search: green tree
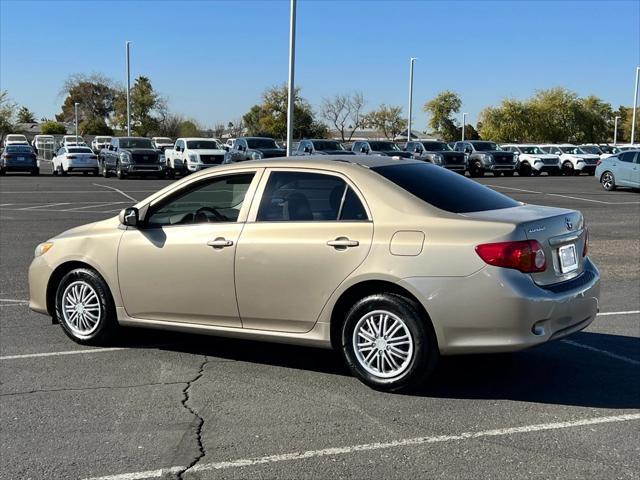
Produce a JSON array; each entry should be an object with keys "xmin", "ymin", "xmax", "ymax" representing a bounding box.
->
[
  {"xmin": 243, "ymin": 84, "xmax": 327, "ymax": 140},
  {"xmin": 455, "ymin": 123, "xmax": 481, "ymax": 141},
  {"xmin": 17, "ymin": 106, "xmax": 36, "ymax": 123},
  {"xmin": 528, "ymin": 87, "xmax": 582, "ymax": 142},
  {"xmin": 423, "ymin": 91, "xmax": 462, "ymax": 141},
  {"xmin": 40, "ymin": 121, "xmax": 68, "ymax": 135},
  {"xmin": 364, "ymin": 105, "xmax": 407, "ymax": 140},
  {"xmin": 80, "ymin": 117, "xmax": 114, "ymax": 135},
  {"xmin": 478, "ymin": 98, "xmax": 534, "ymax": 142},
  {"xmin": 113, "ymin": 76, "xmax": 164, "ymax": 136},
  {"xmin": 57, "ymin": 73, "xmax": 118, "ymax": 123},
  {"xmin": 0, "ymin": 90, "xmax": 16, "ymax": 138},
  {"xmin": 574, "ymin": 95, "xmax": 613, "ymax": 144},
  {"xmin": 179, "ymin": 120, "xmax": 200, "ymax": 137}
]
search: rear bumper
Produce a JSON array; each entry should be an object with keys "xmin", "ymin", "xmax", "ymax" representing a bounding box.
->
[
  {"xmin": 3, "ymin": 165, "xmax": 37, "ymax": 172},
  {"xmin": 400, "ymin": 258, "xmax": 600, "ymax": 355}
]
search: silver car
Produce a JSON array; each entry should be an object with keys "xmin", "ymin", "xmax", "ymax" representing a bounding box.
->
[{"xmin": 595, "ymin": 149, "xmax": 640, "ymax": 190}]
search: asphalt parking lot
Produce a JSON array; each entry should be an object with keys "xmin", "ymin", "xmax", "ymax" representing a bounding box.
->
[{"xmin": 1, "ymin": 163, "xmax": 638, "ymax": 480}]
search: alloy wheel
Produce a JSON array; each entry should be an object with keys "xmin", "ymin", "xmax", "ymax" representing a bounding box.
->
[
  {"xmin": 352, "ymin": 310, "xmax": 414, "ymax": 379},
  {"xmin": 61, "ymin": 280, "xmax": 102, "ymax": 336}
]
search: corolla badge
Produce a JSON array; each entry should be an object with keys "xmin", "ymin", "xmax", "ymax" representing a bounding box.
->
[
  {"xmin": 528, "ymin": 226, "xmax": 546, "ymax": 233},
  {"xmin": 565, "ymin": 218, "xmax": 573, "ymax": 230}
]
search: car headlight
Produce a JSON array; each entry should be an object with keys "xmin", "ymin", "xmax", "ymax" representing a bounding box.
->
[
  {"xmin": 188, "ymin": 153, "xmax": 199, "ymax": 162},
  {"xmin": 159, "ymin": 154, "xmax": 166, "ymax": 163},
  {"xmin": 434, "ymin": 154, "xmax": 443, "ymax": 164},
  {"xmin": 250, "ymin": 151, "xmax": 264, "ymax": 160},
  {"xmin": 34, "ymin": 242, "xmax": 54, "ymax": 257},
  {"xmin": 484, "ymin": 154, "xmax": 493, "ymax": 163},
  {"xmin": 120, "ymin": 153, "xmax": 131, "ymax": 164}
]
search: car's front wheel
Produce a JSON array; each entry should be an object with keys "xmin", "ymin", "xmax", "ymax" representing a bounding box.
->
[
  {"xmin": 116, "ymin": 162, "xmax": 126, "ymax": 179},
  {"xmin": 562, "ymin": 161, "xmax": 575, "ymax": 176},
  {"xmin": 601, "ymin": 171, "xmax": 616, "ymax": 191},
  {"xmin": 341, "ymin": 293, "xmax": 438, "ymax": 392},
  {"xmin": 55, "ymin": 268, "xmax": 118, "ymax": 345}
]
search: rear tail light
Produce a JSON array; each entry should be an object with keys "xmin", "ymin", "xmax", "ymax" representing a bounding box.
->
[
  {"xmin": 583, "ymin": 228, "xmax": 589, "ymax": 257},
  {"xmin": 596, "ymin": 160, "xmax": 601, "ymax": 166},
  {"xmin": 475, "ymin": 240, "xmax": 546, "ymax": 273},
  {"xmin": 67, "ymin": 155, "xmax": 77, "ymax": 159}
]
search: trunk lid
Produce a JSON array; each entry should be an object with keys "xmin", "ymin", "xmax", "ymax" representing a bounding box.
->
[{"xmin": 464, "ymin": 205, "xmax": 586, "ymax": 286}]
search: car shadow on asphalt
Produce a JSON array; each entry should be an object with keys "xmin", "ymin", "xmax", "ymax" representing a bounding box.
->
[{"xmin": 117, "ymin": 328, "xmax": 639, "ymax": 408}]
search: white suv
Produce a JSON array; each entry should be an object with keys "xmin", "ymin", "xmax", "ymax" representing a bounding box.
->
[
  {"xmin": 501, "ymin": 144, "xmax": 561, "ymax": 176},
  {"xmin": 539, "ymin": 144, "xmax": 600, "ymax": 175},
  {"xmin": 3, "ymin": 134, "xmax": 29, "ymax": 146}
]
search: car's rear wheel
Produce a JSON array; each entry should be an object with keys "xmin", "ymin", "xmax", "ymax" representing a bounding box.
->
[
  {"xmin": 31, "ymin": 168, "xmax": 39, "ymax": 176},
  {"xmin": 341, "ymin": 293, "xmax": 438, "ymax": 392},
  {"xmin": 55, "ymin": 268, "xmax": 119, "ymax": 345},
  {"xmin": 60, "ymin": 165, "xmax": 67, "ymax": 176},
  {"xmin": 519, "ymin": 162, "xmax": 532, "ymax": 176},
  {"xmin": 101, "ymin": 161, "xmax": 110, "ymax": 178},
  {"xmin": 601, "ymin": 171, "xmax": 616, "ymax": 191}
]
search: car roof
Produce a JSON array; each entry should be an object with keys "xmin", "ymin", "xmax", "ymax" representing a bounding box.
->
[
  {"xmin": 230, "ymin": 155, "xmax": 420, "ymax": 170},
  {"xmin": 182, "ymin": 137, "xmax": 218, "ymax": 141}
]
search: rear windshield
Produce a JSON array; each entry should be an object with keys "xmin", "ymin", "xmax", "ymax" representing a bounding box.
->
[
  {"xmin": 68, "ymin": 147, "xmax": 93, "ymax": 154},
  {"xmin": 6, "ymin": 146, "xmax": 33, "ymax": 153},
  {"xmin": 372, "ymin": 163, "xmax": 520, "ymax": 213}
]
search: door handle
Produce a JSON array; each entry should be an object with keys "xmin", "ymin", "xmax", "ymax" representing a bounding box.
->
[
  {"xmin": 207, "ymin": 237, "xmax": 234, "ymax": 248},
  {"xmin": 327, "ymin": 237, "xmax": 359, "ymax": 249}
]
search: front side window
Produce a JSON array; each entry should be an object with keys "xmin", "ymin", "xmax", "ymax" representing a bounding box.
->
[
  {"xmin": 619, "ymin": 152, "xmax": 636, "ymax": 163},
  {"xmin": 257, "ymin": 171, "xmax": 367, "ymax": 222},
  {"xmin": 147, "ymin": 173, "xmax": 255, "ymax": 227},
  {"xmin": 246, "ymin": 138, "xmax": 278, "ymax": 149}
]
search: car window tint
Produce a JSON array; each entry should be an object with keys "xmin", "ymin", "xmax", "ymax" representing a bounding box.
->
[
  {"xmin": 620, "ymin": 152, "xmax": 635, "ymax": 163},
  {"xmin": 372, "ymin": 163, "xmax": 520, "ymax": 213},
  {"xmin": 147, "ymin": 173, "xmax": 255, "ymax": 227},
  {"xmin": 340, "ymin": 187, "xmax": 368, "ymax": 221},
  {"xmin": 257, "ymin": 171, "xmax": 349, "ymax": 221}
]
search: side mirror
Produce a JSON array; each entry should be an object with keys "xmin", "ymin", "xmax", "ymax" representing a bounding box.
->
[
  {"xmin": 360, "ymin": 147, "xmax": 367, "ymax": 153},
  {"xmin": 303, "ymin": 146, "xmax": 311, "ymax": 153},
  {"xmin": 414, "ymin": 147, "xmax": 421, "ymax": 153},
  {"xmin": 119, "ymin": 207, "xmax": 139, "ymax": 227}
]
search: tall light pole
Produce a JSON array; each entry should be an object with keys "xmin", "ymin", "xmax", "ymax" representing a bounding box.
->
[
  {"xmin": 74, "ymin": 102, "xmax": 79, "ymax": 144},
  {"xmin": 631, "ymin": 66, "xmax": 639, "ymax": 145},
  {"xmin": 126, "ymin": 41, "xmax": 131, "ymax": 136},
  {"xmin": 613, "ymin": 116, "xmax": 621, "ymax": 145},
  {"xmin": 285, "ymin": 0, "xmax": 297, "ymax": 156},
  {"xmin": 407, "ymin": 57, "xmax": 416, "ymax": 142},
  {"xmin": 461, "ymin": 112, "xmax": 468, "ymax": 141}
]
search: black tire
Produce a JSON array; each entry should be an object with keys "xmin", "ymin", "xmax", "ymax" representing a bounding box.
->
[
  {"xmin": 601, "ymin": 171, "xmax": 616, "ymax": 191},
  {"xmin": 340, "ymin": 293, "xmax": 439, "ymax": 392},
  {"xmin": 469, "ymin": 161, "xmax": 484, "ymax": 178},
  {"xmin": 60, "ymin": 165, "xmax": 67, "ymax": 176},
  {"xmin": 102, "ymin": 161, "xmax": 110, "ymax": 178},
  {"xmin": 167, "ymin": 168, "xmax": 175, "ymax": 179},
  {"xmin": 116, "ymin": 162, "xmax": 126, "ymax": 180},
  {"xmin": 562, "ymin": 161, "xmax": 574, "ymax": 176},
  {"xmin": 93, "ymin": 168, "xmax": 99, "ymax": 176},
  {"xmin": 31, "ymin": 168, "xmax": 40, "ymax": 176},
  {"xmin": 54, "ymin": 268, "xmax": 119, "ymax": 345},
  {"xmin": 519, "ymin": 162, "xmax": 532, "ymax": 177},
  {"xmin": 52, "ymin": 168, "xmax": 58, "ymax": 176},
  {"xmin": 0, "ymin": 168, "xmax": 5, "ymax": 176}
]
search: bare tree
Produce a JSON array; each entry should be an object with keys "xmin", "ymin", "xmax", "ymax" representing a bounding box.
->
[
  {"xmin": 320, "ymin": 92, "xmax": 365, "ymax": 141},
  {"xmin": 155, "ymin": 113, "xmax": 184, "ymax": 138},
  {"xmin": 228, "ymin": 118, "xmax": 245, "ymax": 138},
  {"xmin": 212, "ymin": 123, "xmax": 225, "ymax": 139}
]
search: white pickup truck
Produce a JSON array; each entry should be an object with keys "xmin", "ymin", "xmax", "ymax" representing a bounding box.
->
[
  {"xmin": 164, "ymin": 137, "xmax": 227, "ymax": 177},
  {"xmin": 164, "ymin": 138, "xmax": 227, "ymax": 176}
]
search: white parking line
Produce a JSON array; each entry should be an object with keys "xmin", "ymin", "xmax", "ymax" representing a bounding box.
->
[
  {"xmin": 18, "ymin": 202, "xmax": 72, "ymax": 210},
  {"xmin": 93, "ymin": 184, "xmax": 138, "ymax": 202},
  {"xmin": 0, "ymin": 190, "xmax": 157, "ymax": 194},
  {"xmin": 61, "ymin": 202, "xmax": 128, "ymax": 212},
  {"xmin": 561, "ymin": 340, "xmax": 640, "ymax": 366},
  {"xmin": 486, "ymin": 184, "xmax": 640, "ymax": 205},
  {"xmin": 0, "ymin": 348, "xmax": 127, "ymax": 361},
  {"xmin": 597, "ymin": 310, "xmax": 640, "ymax": 316},
  {"xmin": 84, "ymin": 413, "xmax": 640, "ymax": 480}
]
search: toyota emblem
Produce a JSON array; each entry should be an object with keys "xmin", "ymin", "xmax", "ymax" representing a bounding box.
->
[{"xmin": 565, "ymin": 218, "xmax": 573, "ymax": 230}]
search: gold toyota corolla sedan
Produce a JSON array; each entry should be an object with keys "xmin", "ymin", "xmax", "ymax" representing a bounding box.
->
[{"xmin": 29, "ymin": 156, "xmax": 600, "ymax": 391}]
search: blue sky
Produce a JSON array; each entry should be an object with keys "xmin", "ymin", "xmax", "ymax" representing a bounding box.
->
[{"xmin": 1, "ymin": 0, "xmax": 639, "ymax": 130}]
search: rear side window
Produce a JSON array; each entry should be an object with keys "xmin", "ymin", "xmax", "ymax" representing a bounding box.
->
[
  {"xmin": 257, "ymin": 171, "xmax": 368, "ymax": 221},
  {"xmin": 372, "ymin": 163, "xmax": 520, "ymax": 213}
]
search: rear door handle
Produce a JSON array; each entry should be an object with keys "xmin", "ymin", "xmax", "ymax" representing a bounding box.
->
[
  {"xmin": 327, "ymin": 237, "xmax": 359, "ymax": 249},
  {"xmin": 207, "ymin": 237, "xmax": 234, "ymax": 248}
]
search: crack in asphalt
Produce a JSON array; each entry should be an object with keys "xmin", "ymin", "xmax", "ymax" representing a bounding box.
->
[{"xmin": 176, "ymin": 356, "xmax": 209, "ymax": 480}]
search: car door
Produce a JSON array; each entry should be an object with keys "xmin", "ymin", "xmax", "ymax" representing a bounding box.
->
[
  {"xmin": 235, "ymin": 169, "xmax": 373, "ymax": 333},
  {"xmin": 117, "ymin": 170, "xmax": 262, "ymax": 327},
  {"xmin": 632, "ymin": 152, "xmax": 640, "ymax": 185},
  {"xmin": 615, "ymin": 152, "xmax": 635, "ymax": 185}
]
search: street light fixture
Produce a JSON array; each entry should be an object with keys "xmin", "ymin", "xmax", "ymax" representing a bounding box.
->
[
  {"xmin": 126, "ymin": 41, "xmax": 132, "ymax": 136},
  {"xmin": 407, "ymin": 57, "xmax": 416, "ymax": 142},
  {"xmin": 285, "ymin": 0, "xmax": 296, "ymax": 156},
  {"xmin": 631, "ymin": 66, "xmax": 639, "ymax": 145},
  {"xmin": 74, "ymin": 102, "xmax": 79, "ymax": 144},
  {"xmin": 613, "ymin": 116, "xmax": 621, "ymax": 145},
  {"xmin": 461, "ymin": 112, "xmax": 468, "ymax": 141}
]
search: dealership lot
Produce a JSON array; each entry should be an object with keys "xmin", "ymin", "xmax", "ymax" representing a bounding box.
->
[{"xmin": 1, "ymin": 167, "xmax": 638, "ymax": 479}]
